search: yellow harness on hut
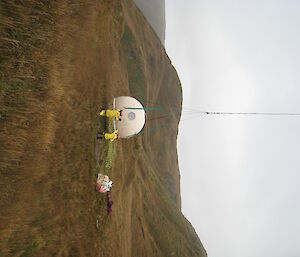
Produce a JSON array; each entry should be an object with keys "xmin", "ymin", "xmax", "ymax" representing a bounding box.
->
[
  {"xmin": 100, "ymin": 109, "xmax": 121, "ymax": 121},
  {"xmin": 104, "ymin": 130, "xmax": 119, "ymax": 142}
]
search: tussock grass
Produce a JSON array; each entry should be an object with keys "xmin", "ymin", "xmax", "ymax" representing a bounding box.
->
[
  {"xmin": 0, "ymin": 1, "xmax": 116, "ymax": 255},
  {"xmin": 0, "ymin": 0, "xmax": 55, "ymax": 172}
]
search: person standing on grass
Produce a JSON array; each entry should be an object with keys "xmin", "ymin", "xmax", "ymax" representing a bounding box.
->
[
  {"xmin": 106, "ymin": 192, "xmax": 114, "ymax": 215},
  {"xmin": 97, "ymin": 130, "xmax": 120, "ymax": 142},
  {"xmin": 99, "ymin": 109, "xmax": 123, "ymax": 121}
]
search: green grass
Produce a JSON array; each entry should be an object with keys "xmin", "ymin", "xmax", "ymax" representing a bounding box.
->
[
  {"xmin": 20, "ymin": 238, "xmax": 45, "ymax": 257},
  {"xmin": 105, "ymin": 141, "xmax": 116, "ymax": 170},
  {"xmin": 104, "ymin": 118, "xmax": 117, "ymax": 172},
  {"xmin": 95, "ymin": 118, "xmax": 117, "ymax": 176},
  {"xmin": 135, "ymin": 141, "xmax": 142, "ymax": 151}
]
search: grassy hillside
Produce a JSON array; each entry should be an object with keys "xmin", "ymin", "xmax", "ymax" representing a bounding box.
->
[
  {"xmin": 133, "ymin": 0, "xmax": 165, "ymax": 44},
  {"xmin": 0, "ymin": 0, "xmax": 207, "ymax": 256}
]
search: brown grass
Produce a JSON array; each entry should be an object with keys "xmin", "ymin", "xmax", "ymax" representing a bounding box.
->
[{"xmin": 0, "ymin": 0, "xmax": 207, "ymax": 256}]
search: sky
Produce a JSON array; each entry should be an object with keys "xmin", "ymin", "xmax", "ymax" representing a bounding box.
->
[{"xmin": 165, "ymin": 1, "xmax": 300, "ymax": 257}]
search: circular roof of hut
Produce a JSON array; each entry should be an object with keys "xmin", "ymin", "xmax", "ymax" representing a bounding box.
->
[{"xmin": 114, "ymin": 96, "xmax": 146, "ymax": 138}]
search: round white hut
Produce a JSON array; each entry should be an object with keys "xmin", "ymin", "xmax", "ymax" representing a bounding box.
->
[{"xmin": 113, "ymin": 96, "xmax": 146, "ymax": 138}]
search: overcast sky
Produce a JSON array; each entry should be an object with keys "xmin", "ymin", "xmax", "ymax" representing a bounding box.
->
[{"xmin": 165, "ymin": 1, "xmax": 300, "ymax": 257}]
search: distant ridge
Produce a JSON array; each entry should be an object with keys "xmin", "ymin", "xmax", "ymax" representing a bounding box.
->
[{"xmin": 133, "ymin": 0, "xmax": 165, "ymax": 44}]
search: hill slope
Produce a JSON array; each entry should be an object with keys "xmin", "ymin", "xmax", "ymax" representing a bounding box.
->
[
  {"xmin": 132, "ymin": 0, "xmax": 165, "ymax": 44},
  {"xmin": 0, "ymin": 0, "xmax": 207, "ymax": 256}
]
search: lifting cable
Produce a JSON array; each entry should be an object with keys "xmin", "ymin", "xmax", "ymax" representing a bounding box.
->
[
  {"xmin": 180, "ymin": 111, "xmax": 300, "ymax": 122},
  {"xmin": 132, "ymin": 101, "xmax": 300, "ymax": 122},
  {"xmin": 203, "ymin": 112, "xmax": 300, "ymax": 116}
]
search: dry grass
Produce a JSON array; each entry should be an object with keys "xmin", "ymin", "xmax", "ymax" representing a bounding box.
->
[
  {"xmin": 0, "ymin": 0, "xmax": 123, "ymax": 256},
  {"xmin": 0, "ymin": 0, "xmax": 207, "ymax": 256}
]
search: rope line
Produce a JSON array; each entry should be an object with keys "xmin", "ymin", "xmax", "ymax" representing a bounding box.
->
[
  {"xmin": 179, "ymin": 111, "xmax": 300, "ymax": 122},
  {"xmin": 204, "ymin": 112, "xmax": 300, "ymax": 116}
]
